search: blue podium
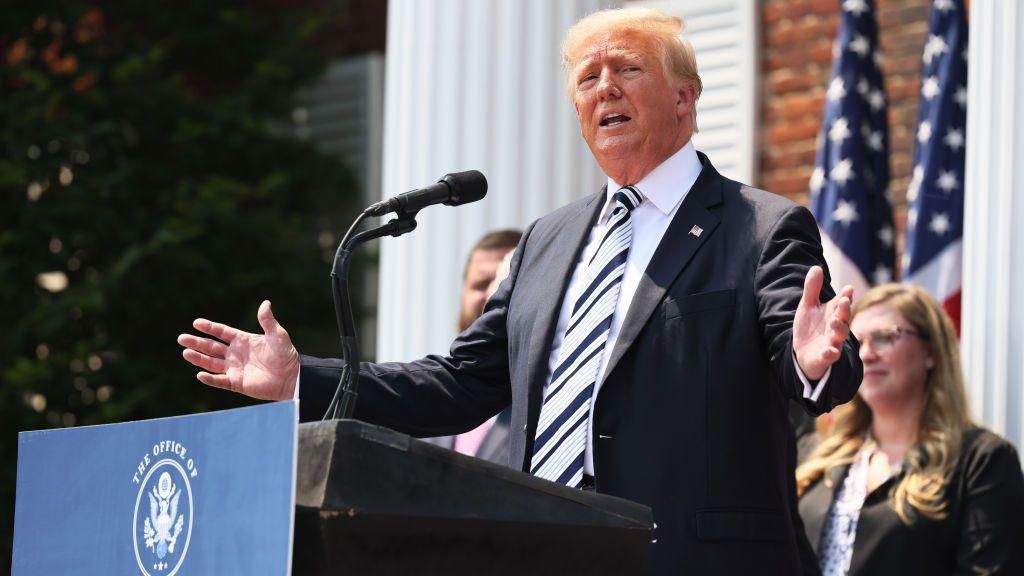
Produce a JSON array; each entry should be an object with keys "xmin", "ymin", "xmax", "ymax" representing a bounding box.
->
[
  {"xmin": 16, "ymin": 403, "xmax": 654, "ymax": 575},
  {"xmin": 14, "ymin": 402, "xmax": 298, "ymax": 576}
]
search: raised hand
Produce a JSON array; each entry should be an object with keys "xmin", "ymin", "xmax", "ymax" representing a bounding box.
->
[
  {"xmin": 792, "ymin": 266, "xmax": 854, "ymax": 381},
  {"xmin": 177, "ymin": 300, "xmax": 300, "ymax": 401}
]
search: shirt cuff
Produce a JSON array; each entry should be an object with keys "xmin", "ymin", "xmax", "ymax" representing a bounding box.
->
[
  {"xmin": 795, "ymin": 350, "xmax": 830, "ymax": 403},
  {"xmin": 293, "ymin": 371, "xmax": 301, "ymax": 400}
]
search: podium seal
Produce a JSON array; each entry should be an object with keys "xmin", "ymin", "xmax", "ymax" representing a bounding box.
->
[{"xmin": 132, "ymin": 441, "xmax": 196, "ymax": 575}]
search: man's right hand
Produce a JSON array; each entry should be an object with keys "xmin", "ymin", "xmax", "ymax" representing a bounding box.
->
[{"xmin": 177, "ymin": 300, "xmax": 299, "ymax": 401}]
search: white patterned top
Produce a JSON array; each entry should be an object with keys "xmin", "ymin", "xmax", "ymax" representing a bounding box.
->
[{"xmin": 818, "ymin": 446, "xmax": 875, "ymax": 576}]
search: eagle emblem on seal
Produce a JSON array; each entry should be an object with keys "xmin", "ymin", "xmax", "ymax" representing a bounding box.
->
[{"xmin": 142, "ymin": 471, "xmax": 185, "ymax": 559}]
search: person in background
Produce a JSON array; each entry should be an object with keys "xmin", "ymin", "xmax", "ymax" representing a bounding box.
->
[
  {"xmin": 456, "ymin": 229, "xmax": 523, "ymax": 333},
  {"xmin": 797, "ymin": 283, "xmax": 1024, "ymax": 576},
  {"xmin": 424, "ymin": 229, "xmax": 522, "ymax": 465}
]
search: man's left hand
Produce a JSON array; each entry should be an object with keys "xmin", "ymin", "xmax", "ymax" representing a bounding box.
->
[{"xmin": 792, "ymin": 265, "xmax": 854, "ymax": 381}]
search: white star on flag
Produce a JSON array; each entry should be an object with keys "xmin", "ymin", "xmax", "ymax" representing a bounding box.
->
[
  {"xmin": 923, "ymin": 34, "xmax": 948, "ymax": 65},
  {"xmin": 831, "ymin": 158, "xmax": 855, "ymax": 186},
  {"xmin": 827, "ymin": 77, "xmax": 847, "ymax": 102},
  {"xmin": 934, "ymin": 0, "xmax": 955, "ymax": 11},
  {"xmin": 908, "ymin": 165, "xmax": 924, "ymax": 201},
  {"xmin": 873, "ymin": 51, "xmax": 884, "ymax": 69},
  {"xmin": 810, "ymin": 167, "xmax": 826, "ymax": 194},
  {"xmin": 872, "ymin": 264, "xmax": 893, "ymax": 284},
  {"xmin": 917, "ymin": 121, "xmax": 933, "ymax": 144},
  {"xmin": 857, "ymin": 78, "xmax": 870, "ymax": 95},
  {"xmin": 944, "ymin": 127, "xmax": 964, "ymax": 151},
  {"xmin": 849, "ymin": 35, "xmax": 870, "ymax": 56},
  {"xmin": 908, "ymin": 207, "xmax": 919, "ymax": 228},
  {"xmin": 867, "ymin": 130, "xmax": 884, "ymax": 152},
  {"xmin": 929, "ymin": 212, "xmax": 952, "ymax": 235},
  {"xmin": 843, "ymin": 0, "xmax": 869, "ymax": 16},
  {"xmin": 878, "ymin": 225, "xmax": 894, "ymax": 247},
  {"xmin": 829, "ymin": 117, "xmax": 852, "ymax": 143},
  {"xmin": 954, "ymin": 86, "xmax": 967, "ymax": 107},
  {"xmin": 936, "ymin": 170, "xmax": 959, "ymax": 192},
  {"xmin": 921, "ymin": 76, "xmax": 941, "ymax": 100},
  {"xmin": 868, "ymin": 89, "xmax": 886, "ymax": 111},
  {"xmin": 832, "ymin": 199, "xmax": 860, "ymax": 225}
]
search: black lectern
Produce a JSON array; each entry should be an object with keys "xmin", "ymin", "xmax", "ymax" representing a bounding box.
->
[{"xmin": 294, "ymin": 420, "xmax": 653, "ymax": 575}]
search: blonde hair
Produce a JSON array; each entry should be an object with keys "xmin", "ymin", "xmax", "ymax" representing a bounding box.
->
[
  {"xmin": 561, "ymin": 7, "xmax": 703, "ymax": 129},
  {"xmin": 795, "ymin": 284, "xmax": 972, "ymax": 524}
]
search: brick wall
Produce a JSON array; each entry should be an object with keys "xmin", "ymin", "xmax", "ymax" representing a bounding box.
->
[{"xmin": 760, "ymin": 0, "xmax": 932, "ymax": 256}]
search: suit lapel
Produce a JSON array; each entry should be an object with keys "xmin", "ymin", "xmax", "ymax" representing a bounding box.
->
[
  {"xmin": 524, "ymin": 191, "xmax": 606, "ymax": 431},
  {"xmin": 599, "ymin": 154, "xmax": 724, "ymax": 387}
]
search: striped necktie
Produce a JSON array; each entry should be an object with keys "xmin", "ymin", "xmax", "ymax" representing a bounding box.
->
[{"xmin": 530, "ymin": 185, "xmax": 644, "ymax": 487}]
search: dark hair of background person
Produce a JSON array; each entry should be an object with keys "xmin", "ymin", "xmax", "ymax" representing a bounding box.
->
[
  {"xmin": 457, "ymin": 229, "xmax": 523, "ymax": 333},
  {"xmin": 462, "ymin": 229, "xmax": 523, "ymax": 278}
]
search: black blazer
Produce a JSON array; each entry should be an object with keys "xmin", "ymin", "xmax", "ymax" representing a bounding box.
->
[
  {"xmin": 300, "ymin": 154, "xmax": 862, "ymax": 575},
  {"xmin": 798, "ymin": 427, "xmax": 1024, "ymax": 575}
]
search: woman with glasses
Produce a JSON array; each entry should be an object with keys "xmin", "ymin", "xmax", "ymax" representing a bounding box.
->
[{"xmin": 796, "ymin": 283, "xmax": 1024, "ymax": 576}]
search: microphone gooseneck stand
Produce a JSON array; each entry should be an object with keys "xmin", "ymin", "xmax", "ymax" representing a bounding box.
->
[{"xmin": 323, "ymin": 208, "xmax": 419, "ymax": 421}]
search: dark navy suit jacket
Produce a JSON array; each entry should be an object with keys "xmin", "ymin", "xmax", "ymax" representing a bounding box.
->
[{"xmin": 300, "ymin": 153, "xmax": 862, "ymax": 575}]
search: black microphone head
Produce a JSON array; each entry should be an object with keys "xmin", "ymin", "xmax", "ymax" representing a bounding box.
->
[{"xmin": 441, "ymin": 170, "xmax": 487, "ymax": 206}]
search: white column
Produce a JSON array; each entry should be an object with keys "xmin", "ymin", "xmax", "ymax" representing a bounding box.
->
[
  {"xmin": 376, "ymin": 0, "xmax": 616, "ymax": 362},
  {"xmin": 962, "ymin": 0, "xmax": 1024, "ymax": 453}
]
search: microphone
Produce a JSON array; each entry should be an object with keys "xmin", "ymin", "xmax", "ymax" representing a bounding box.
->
[{"xmin": 364, "ymin": 170, "xmax": 487, "ymax": 217}]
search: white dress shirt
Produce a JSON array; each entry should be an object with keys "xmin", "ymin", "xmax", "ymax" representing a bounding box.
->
[
  {"xmin": 542, "ymin": 141, "xmax": 828, "ymax": 475},
  {"xmin": 543, "ymin": 141, "xmax": 701, "ymax": 474}
]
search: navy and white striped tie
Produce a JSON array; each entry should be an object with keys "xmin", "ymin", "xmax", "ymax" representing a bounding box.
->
[{"xmin": 531, "ymin": 185, "xmax": 644, "ymax": 487}]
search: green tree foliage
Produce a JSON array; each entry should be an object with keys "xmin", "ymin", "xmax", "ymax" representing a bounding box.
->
[{"xmin": 0, "ymin": 2, "xmax": 362, "ymax": 565}]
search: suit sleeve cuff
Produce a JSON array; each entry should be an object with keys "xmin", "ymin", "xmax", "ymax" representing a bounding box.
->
[{"xmin": 794, "ymin": 350, "xmax": 830, "ymax": 403}]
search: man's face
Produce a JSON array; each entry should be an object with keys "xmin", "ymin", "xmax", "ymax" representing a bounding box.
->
[
  {"xmin": 571, "ymin": 30, "xmax": 695, "ymax": 183},
  {"xmin": 459, "ymin": 248, "xmax": 513, "ymax": 332}
]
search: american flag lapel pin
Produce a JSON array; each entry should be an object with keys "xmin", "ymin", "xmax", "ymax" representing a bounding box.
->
[{"xmin": 689, "ymin": 225, "xmax": 703, "ymax": 238}]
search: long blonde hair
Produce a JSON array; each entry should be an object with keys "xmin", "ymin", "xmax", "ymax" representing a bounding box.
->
[{"xmin": 795, "ymin": 284, "xmax": 971, "ymax": 523}]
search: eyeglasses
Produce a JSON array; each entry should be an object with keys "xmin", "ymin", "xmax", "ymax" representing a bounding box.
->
[{"xmin": 855, "ymin": 325, "xmax": 924, "ymax": 355}]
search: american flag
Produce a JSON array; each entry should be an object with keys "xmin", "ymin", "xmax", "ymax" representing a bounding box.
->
[
  {"xmin": 809, "ymin": 0, "xmax": 895, "ymax": 298},
  {"xmin": 901, "ymin": 0, "xmax": 967, "ymax": 330}
]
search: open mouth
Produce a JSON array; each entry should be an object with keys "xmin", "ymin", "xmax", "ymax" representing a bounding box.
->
[{"xmin": 600, "ymin": 113, "xmax": 631, "ymax": 127}]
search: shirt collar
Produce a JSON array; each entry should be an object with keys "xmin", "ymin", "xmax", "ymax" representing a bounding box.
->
[{"xmin": 604, "ymin": 140, "xmax": 702, "ymax": 219}]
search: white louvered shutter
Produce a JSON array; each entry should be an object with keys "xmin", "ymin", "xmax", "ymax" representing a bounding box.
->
[{"xmin": 290, "ymin": 54, "xmax": 385, "ymax": 204}]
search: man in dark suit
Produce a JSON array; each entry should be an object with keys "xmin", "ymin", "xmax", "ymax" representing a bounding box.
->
[{"xmin": 178, "ymin": 7, "xmax": 861, "ymax": 574}]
